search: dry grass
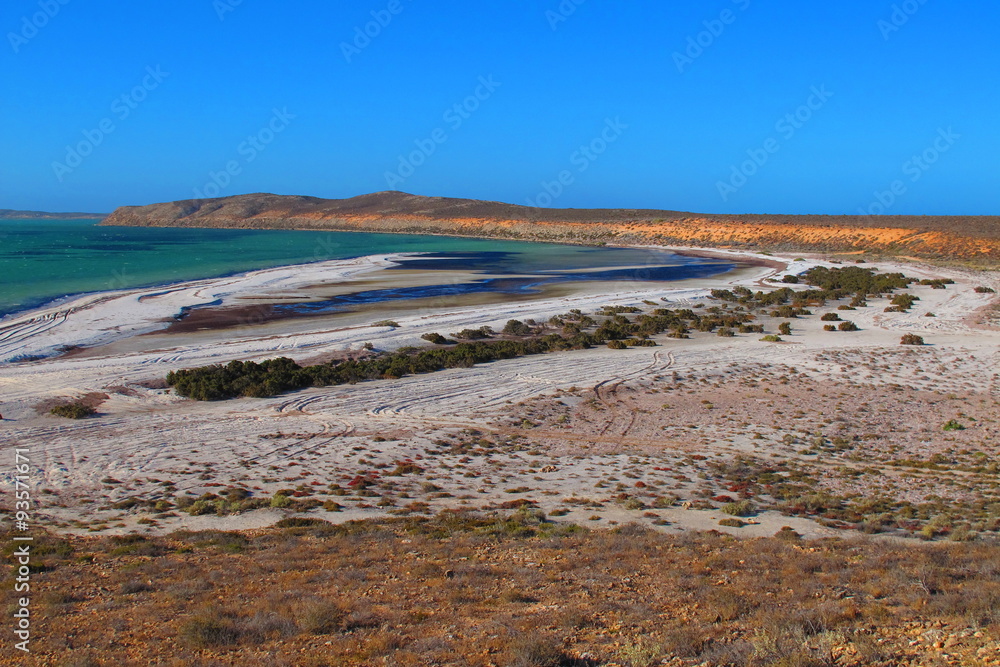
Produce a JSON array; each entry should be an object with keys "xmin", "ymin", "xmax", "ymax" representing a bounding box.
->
[{"xmin": 5, "ymin": 513, "xmax": 1000, "ymax": 665}]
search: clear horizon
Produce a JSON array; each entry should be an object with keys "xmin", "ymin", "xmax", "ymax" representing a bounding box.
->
[{"xmin": 2, "ymin": 1, "xmax": 997, "ymax": 216}]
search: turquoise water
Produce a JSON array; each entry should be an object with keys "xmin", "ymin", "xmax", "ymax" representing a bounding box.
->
[{"xmin": 0, "ymin": 220, "xmax": 733, "ymax": 318}]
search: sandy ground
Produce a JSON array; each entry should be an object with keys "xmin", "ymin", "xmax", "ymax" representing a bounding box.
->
[{"xmin": 1, "ymin": 246, "xmax": 997, "ymax": 540}]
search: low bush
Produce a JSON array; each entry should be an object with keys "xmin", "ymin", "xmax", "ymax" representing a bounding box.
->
[
  {"xmin": 891, "ymin": 293, "xmax": 919, "ymax": 311},
  {"xmin": 900, "ymin": 333, "xmax": 924, "ymax": 345},
  {"xmin": 502, "ymin": 319, "xmax": 533, "ymax": 336},
  {"xmin": 420, "ymin": 332, "xmax": 452, "ymax": 345},
  {"xmin": 49, "ymin": 402, "xmax": 96, "ymax": 419},
  {"xmin": 721, "ymin": 500, "xmax": 755, "ymax": 517},
  {"xmin": 451, "ymin": 326, "xmax": 495, "ymax": 340}
]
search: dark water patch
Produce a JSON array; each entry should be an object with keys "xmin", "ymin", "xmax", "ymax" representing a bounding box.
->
[
  {"xmin": 163, "ymin": 253, "xmax": 737, "ymax": 333},
  {"xmin": 390, "ymin": 251, "xmax": 521, "ymax": 273}
]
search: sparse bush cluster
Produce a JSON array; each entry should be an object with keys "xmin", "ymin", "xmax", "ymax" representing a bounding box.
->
[
  {"xmin": 166, "ymin": 300, "xmax": 775, "ymax": 400},
  {"xmin": 714, "ymin": 267, "xmax": 915, "ymax": 317}
]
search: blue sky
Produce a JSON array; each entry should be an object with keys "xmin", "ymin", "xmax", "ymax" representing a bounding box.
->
[{"xmin": 1, "ymin": 0, "xmax": 997, "ymax": 215}]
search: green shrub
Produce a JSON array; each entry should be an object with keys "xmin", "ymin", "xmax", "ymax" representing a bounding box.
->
[
  {"xmin": 820, "ymin": 313, "xmax": 840, "ymax": 321},
  {"xmin": 721, "ymin": 500, "xmax": 754, "ymax": 517},
  {"xmin": 901, "ymin": 334, "xmax": 924, "ymax": 345},
  {"xmin": 607, "ymin": 339, "xmax": 628, "ymax": 350},
  {"xmin": 420, "ymin": 332, "xmax": 452, "ymax": 345},
  {"xmin": 371, "ymin": 320, "xmax": 400, "ymax": 328},
  {"xmin": 451, "ymin": 326, "xmax": 494, "ymax": 340},
  {"xmin": 186, "ymin": 500, "xmax": 217, "ymax": 516},
  {"xmin": 49, "ymin": 402, "xmax": 96, "ymax": 419},
  {"xmin": 942, "ymin": 419, "xmax": 965, "ymax": 431},
  {"xmin": 891, "ymin": 293, "xmax": 918, "ymax": 311},
  {"xmin": 502, "ymin": 319, "xmax": 533, "ymax": 336},
  {"xmin": 823, "ymin": 324, "xmax": 837, "ymax": 331},
  {"xmin": 626, "ymin": 338, "xmax": 657, "ymax": 347},
  {"xmin": 760, "ymin": 335, "xmax": 782, "ymax": 342},
  {"xmin": 838, "ymin": 321, "xmax": 859, "ymax": 331}
]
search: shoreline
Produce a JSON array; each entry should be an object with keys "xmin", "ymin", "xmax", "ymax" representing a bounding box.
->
[
  {"xmin": 0, "ymin": 243, "xmax": 751, "ymax": 364},
  {"xmin": 0, "ymin": 226, "xmax": 738, "ymax": 324}
]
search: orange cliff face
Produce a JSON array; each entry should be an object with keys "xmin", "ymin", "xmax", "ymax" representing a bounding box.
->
[
  {"xmin": 100, "ymin": 193, "xmax": 1000, "ymax": 263},
  {"xmin": 285, "ymin": 214, "xmax": 1000, "ymax": 262}
]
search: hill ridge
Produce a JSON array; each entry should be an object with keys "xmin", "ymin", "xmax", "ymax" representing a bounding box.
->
[{"xmin": 101, "ymin": 192, "xmax": 1000, "ymax": 263}]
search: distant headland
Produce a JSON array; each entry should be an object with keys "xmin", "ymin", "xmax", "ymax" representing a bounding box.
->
[{"xmin": 100, "ymin": 191, "xmax": 1000, "ymax": 264}]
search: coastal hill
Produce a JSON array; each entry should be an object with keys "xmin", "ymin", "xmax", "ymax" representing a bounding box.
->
[
  {"xmin": 101, "ymin": 192, "xmax": 1000, "ymax": 262},
  {"xmin": 1, "ymin": 208, "xmax": 106, "ymax": 219}
]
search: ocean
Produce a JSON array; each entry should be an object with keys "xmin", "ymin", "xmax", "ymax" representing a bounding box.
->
[{"xmin": 0, "ymin": 219, "xmax": 735, "ymax": 318}]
